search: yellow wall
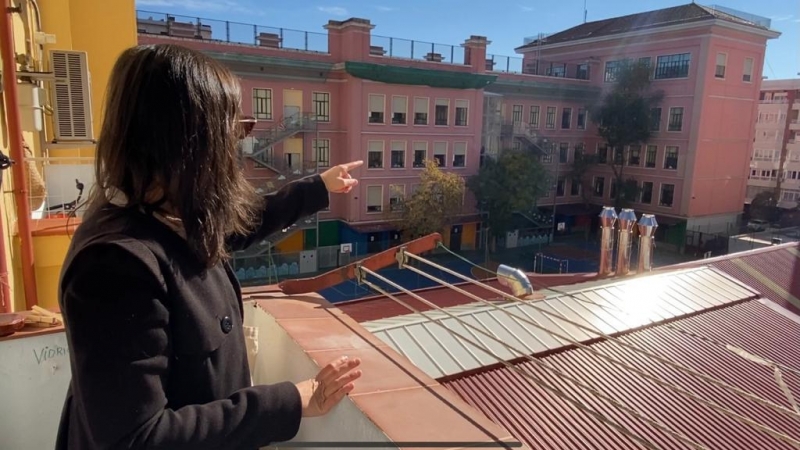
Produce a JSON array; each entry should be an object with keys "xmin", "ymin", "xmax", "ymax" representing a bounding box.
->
[
  {"xmin": 2, "ymin": 0, "xmax": 137, "ymax": 311},
  {"xmin": 462, "ymin": 223, "xmax": 476, "ymax": 251},
  {"xmin": 275, "ymin": 230, "xmax": 304, "ymax": 253}
]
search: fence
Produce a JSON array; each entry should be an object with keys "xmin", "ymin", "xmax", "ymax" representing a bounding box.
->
[
  {"xmin": 369, "ymin": 35, "xmax": 466, "ymax": 65},
  {"xmin": 486, "ymin": 55, "xmax": 591, "ymax": 80},
  {"xmin": 136, "ymin": 10, "xmax": 328, "ymax": 53}
]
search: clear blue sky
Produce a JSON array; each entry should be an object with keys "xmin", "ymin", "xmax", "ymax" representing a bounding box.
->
[{"xmin": 135, "ymin": 0, "xmax": 799, "ymax": 79}]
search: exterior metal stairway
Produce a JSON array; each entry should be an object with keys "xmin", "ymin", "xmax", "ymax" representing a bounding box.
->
[
  {"xmin": 501, "ymin": 122, "xmax": 551, "ymax": 156},
  {"xmin": 245, "ymin": 112, "xmax": 318, "ymax": 170}
]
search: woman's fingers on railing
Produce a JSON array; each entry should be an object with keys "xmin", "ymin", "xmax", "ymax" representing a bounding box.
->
[{"xmin": 297, "ymin": 355, "xmax": 362, "ymax": 417}]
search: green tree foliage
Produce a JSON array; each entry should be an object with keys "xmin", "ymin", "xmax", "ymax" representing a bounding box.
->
[
  {"xmin": 592, "ymin": 62, "xmax": 664, "ymax": 208},
  {"xmin": 751, "ymin": 191, "xmax": 778, "ymax": 222},
  {"xmin": 467, "ymin": 148, "xmax": 549, "ymax": 238},
  {"xmin": 390, "ymin": 159, "xmax": 465, "ymax": 238}
]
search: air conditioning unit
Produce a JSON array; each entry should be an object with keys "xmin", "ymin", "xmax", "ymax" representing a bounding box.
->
[{"xmin": 49, "ymin": 50, "xmax": 94, "ymax": 142}]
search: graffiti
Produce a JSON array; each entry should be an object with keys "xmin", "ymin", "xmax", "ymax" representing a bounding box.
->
[{"xmin": 33, "ymin": 344, "xmax": 68, "ymax": 365}]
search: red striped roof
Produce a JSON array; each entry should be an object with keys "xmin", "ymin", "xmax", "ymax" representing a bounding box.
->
[{"xmin": 444, "ymin": 300, "xmax": 800, "ymax": 450}]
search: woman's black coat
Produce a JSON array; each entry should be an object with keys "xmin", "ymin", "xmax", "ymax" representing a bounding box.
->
[{"xmin": 55, "ymin": 175, "xmax": 329, "ymax": 450}]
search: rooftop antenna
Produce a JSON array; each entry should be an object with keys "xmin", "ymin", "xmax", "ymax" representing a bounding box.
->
[{"xmin": 583, "ymin": 0, "xmax": 588, "ymax": 23}]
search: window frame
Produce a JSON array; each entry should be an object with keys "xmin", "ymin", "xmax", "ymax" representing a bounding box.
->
[
  {"xmin": 434, "ymin": 98, "xmax": 450, "ymax": 126},
  {"xmin": 312, "ymin": 91, "xmax": 330, "ymax": 122},
  {"xmin": 453, "ymin": 141, "xmax": 467, "ymax": 168},
  {"xmin": 413, "ymin": 141, "xmax": 427, "ymax": 168},
  {"xmin": 593, "ymin": 176, "xmax": 605, "ymax": 198},
  {"xmin": 659, "ymin": 183, "xmax": 675, "ymax": 208},
  {"xmin": 529, "ymin": 106, "xmax": 540, "ymax": 129},
  {"xmin": 714, "ymin": 52, "xmax": 727, "ymax": 79},
  {"xmin": 640, "ymin": 181, "xmax": 654, "ymax": 204},
  {"xmin": 561, "ymin": 107, "xmax": 572, "ymax": 130},
  {"xmin": 414, "ymin": 97, "xmax": 429, "ymax": 125},
  {"xmin": 312, "ymin": 138, "xmax": 331, "ymax": 168},
  {"xmin": 667, "ymin": 107, "xmax": 684, "ymax": 132},
  {"xmin": 368, "ymin": 94, "xmax": 386, "ymax": 124},
  {"xmin": 366, "ymin": 185, "xmax": 384, "ymax": 213},
  {"xmin": 253, "ymin": 88, "xmax": 273, "ymax": 120},
  {"xmin": 743, "ymin": 57, "xmax": 754, "ymax": 83},
  {"xmin": 390, "ymin": 140, "xmax": 406, "ymax": 169},
  {"xmin": 367, "ymin": 140, "xmax": 385, "ymax": 169},
  {"xmin": 654, "ymin": 53, "xmax": 691, "ymax": 80},
  {"xmin": 433, "ymin": 141, "xmax": 447, "ymax": 167},
  {"xmin": 545, "ymin": 106, "xmax": 556, "ymax": 129},
  {"xmin": 455, "ymin": 100, "xmax": 469, "ymax": 127},
  {"xmin": 664, "ymin": 146, "xmax": 679, "ymax": 170},
  {"xmin": 391, "ymin": 95, "xmax": 408, "ymax": 125}
]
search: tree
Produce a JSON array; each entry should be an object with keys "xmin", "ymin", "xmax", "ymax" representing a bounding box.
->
[
  {"xmin": 592, "ymin": 62, "xmax": 664, "ymax": 208},
  {"xmin": 567, "ymin": 145, "xmax": 596, "ymax": 206},
  {"xmin": 390, "ymin": 159, "xmax": 465, "ymax": 238},
  {"xmin": 751, "ymin": 191, "xmax": 778, "ymax": 222},
  {"xmin": 467, "ymin": 148, "xmax": 549, "ymax": 240}
]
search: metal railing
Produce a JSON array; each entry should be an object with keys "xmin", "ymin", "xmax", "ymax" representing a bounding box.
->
[
  {"xmin": 758, "ymin": 99, "xmax": 788, "ymax": 104},
  {"xmin": 486, "ymin": 55, "xmax": 591, "ymax": 80},
  {"xmin": 136, "ymin": 10, "xmax": 329, "ymax": 53},
  {"xmin": 27, "ymin": 156, "xmax": 94, "ymax": 220},
  {"xmin": 369, "ymin": 35, "xmax": 466, "ymax": 65}
]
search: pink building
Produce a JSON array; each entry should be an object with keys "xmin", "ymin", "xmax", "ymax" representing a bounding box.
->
[
  {"xmin": 135, "ymin": 2, "xmax": 779, "ymax": 275},
  {"xmin": 748, "ymin": 79, "xmax": 800, "ymax": 209}
]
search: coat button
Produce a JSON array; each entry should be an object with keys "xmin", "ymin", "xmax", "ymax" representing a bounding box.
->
[{"xmin": 220, "ymin": 316, "xmax": 233, "ymax": 334}]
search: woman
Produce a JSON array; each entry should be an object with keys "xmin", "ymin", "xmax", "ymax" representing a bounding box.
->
[{"xmin": 55, "ymin": 44, "xmax": 362, "ymax": 450}]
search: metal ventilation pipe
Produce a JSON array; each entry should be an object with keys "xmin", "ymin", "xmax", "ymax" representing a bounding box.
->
[
  {"xmin": 637, "ymin": 214, "xmax": 658, "ymax": 273},
  {"xmin": 598, "ymin": 207, "xmax": 618, "ymax": 276},
  {"xmin": 497, "ymin": 264, "xmax": 534, "ymax": 297},
  {"xmin": 615, "ymin": 209, "xmax": 637, "ymax": 276}
]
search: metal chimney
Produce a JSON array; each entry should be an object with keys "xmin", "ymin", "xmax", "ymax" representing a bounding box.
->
[
  {"xmin": 615, "ymin": 209, "xmax": 637, "ymax": 276},
  {"xmin": 637, "ymin": 214, "xmax": 658, "ymax": 272},
  {"xmin": 598, "ymin": 207, "xmax": 618, "ymax": 276},
  {"xmin": 497, "ymin": 264, "xmax": 534, "ymax": 297}
]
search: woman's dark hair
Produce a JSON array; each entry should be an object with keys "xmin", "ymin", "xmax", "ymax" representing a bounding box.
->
[{"xmin": 89, "ymin": 44, "xmax": 261, "ymax": 267}]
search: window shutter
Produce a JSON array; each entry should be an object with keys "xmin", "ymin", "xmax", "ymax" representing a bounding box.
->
[
  {"xmin": 454, "ymin": 142, "xmax": 467, "ymax": 155},
  {"xmin": 367, "ymin": 186, "xmax": 382, "ymax": 205},
  {"xmin": 369, "ymin": 95, "xmax": 384, "ymax": 112},
  {"xmin": 414, "ymin": 98, "xmax": 428, "ymax": 113},
  {"xmin": 392, "ymin": 96, "xmax": 407, "ymax": 112},
  {"xmin": 50, "ymin": 50, "xmax": 94, "ymax": 141}
]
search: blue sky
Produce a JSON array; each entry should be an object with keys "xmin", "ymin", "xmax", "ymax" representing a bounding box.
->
[{"xmin": 135, "ymin": 0, "xmax": 799, "ymax": 79}]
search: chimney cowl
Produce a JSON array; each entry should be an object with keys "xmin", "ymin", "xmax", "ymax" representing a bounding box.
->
[
  {"xmin": 497, "ymin": 264, "xmax": 534, "ymax": 297},
  {"xmin": 618, "ymin": 209, "xmax": 637, "ymax": 231},
  {"xmin": 599, "ymin": 206, "xmax": 618, "ymax": 227},
  {"xmin": 637, "ymin": 214, "xmax": 658, "ymax": 236}
]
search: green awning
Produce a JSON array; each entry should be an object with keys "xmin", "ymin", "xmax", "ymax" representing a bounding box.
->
[{"xmin": 344, "ymin": 61, "xmax": 497, "ymax": 89}]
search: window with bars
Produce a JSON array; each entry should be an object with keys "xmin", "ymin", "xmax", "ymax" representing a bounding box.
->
[
  {"xmin": 613, "ymin": 146, "xmax": 624, "ymax": 165},
  {"xmin": 389, "ymin": 184, "xmax": 405, "ymax": 212},
  {"xmin": 453, "ymin": 142, "xmax": 467, "ymax": 168},
  {"xmin": 561, "ymin": 108, "xmax": 572, "ymax": 129},
  {"xmin": 392, "ymin": 96, "xmax": 408, "ymax": 124},
  {"xmin": 659, "ymin": 184, "xmax": 675, "ymax": 207},
  {"xmin": 645, "ymin": 145, "xmax": 657, "ymax": 168},
  {"xmin": 650, "ymin": 107, "xmax": 661, "ymax": 131},
  {"xmin": 368, "ymin": 141, "xmax": 384, "ymax": 169},
  {"xmin": 668, "ymin": 107, "xmax": 684, "ymax": 131},
  {"xmin": 312, "ymin": 139, "xmax": 330, "ymax": 167},
  {"xmin": 654, "ymin": 53, "xmax": 690, "ymax": 79},
  {"xmin": 604, "ymin": 59, "xmax": 630, "ymax": 82},
  {"xmin": 366, "ymin": 186, "xmax": 383, "ymax": 213},
  {"xmin": 433, "ymin": 142, "xmax": 447, "ymax": 167},
  {"xmin": 414, "ymin": 97, "xmax": 429, "ymax": 125},
  {"xmin": 435, "ymin": 99, "xmax": 449, "ymax": 126},
  {"xmin": 455, "ymin": 100, "xmax": 468, "ymax": 126},
  {"xmin": 597, "ymin": 144, "xmax": 608, "ymax": 164},
  {"xmin": 664, "ymin": 146, "xmax": 678, "ymax": 169},
  {"xmin": 368, "ymin": 94, "xmax": 385, "ymax": 124},
  {"xmin": 628, "ymin": 145, "xmax": 641, "ymax": 166},
  {"xmin": 413, "ymin": 142, "xmax": 427, "ymax": 168},
  {"xmin": 559, "ymin": 142, "xmax": 569, "ymax": 163},
  {"xmin": 576, "ymin": 63, "xmax": 590, "ymax": 80},
  {"xmin": 545, "ymin": 107, "xmax": 556, "ymax": 129},
  {"xmin": 391, "ymin": 141, "xmax": 406, "ymax": 168},
  {"xmin": 529, "ymin": 106, "xmax": 540, "ymax": 129},
  {"xmin": 641, "ymin": 181, "xmax": 653, "ymax": 204},
  {"xmin": 577, "ymin": 108, "xmax": 587, "ymax": 129},
  {"xmin": 312, "ymin": 92, "xmax": 330, "ymax": 122},
  {"xmin": 253, "ymin": 88, "xmax": 272, "ymax": 120},
  {"xmin": 512, "ymin": 105, "xmax": 523, "ymax": 124}
]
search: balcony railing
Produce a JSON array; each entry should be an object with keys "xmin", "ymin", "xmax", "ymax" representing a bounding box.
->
[
  {"xmin": 759, "ymin": 99, "xmax": 789, "ymax": 104},
  {"xmin": 28, "ymin": 156, "xmax": 94, "ymax": 220},
  {"xmin": 486, "ymin": 55, "xmax": 591, "ymax": 80},
  {"xmin": 136, "ymin": 10, "xmax": 328, "ymax": 53},
  {"xmin": 369, "ymin": 35, "xmax": 466, "ymax": 65}
]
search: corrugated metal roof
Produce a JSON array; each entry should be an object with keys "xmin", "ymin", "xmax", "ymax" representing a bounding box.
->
[
  {"xmin": 444, "ymin": 300, "xmax": 800, "ymax": 450},
  {"xmin": 363, "ymin": 267, "xmax": 759, "ymax": 378}
]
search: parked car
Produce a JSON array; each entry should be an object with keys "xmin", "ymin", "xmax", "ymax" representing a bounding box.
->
[{"xmin": 746, "ymin": 219, "xmax": 769, "ymax": 232}]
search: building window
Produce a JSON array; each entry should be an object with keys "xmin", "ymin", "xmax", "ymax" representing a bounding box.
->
[
  {"xmin": 556, "ymin": 177, "xmax": 566, "ymax": 197},
  {"xmin": 650, "ymin": 108, "xmax": 661, "ymax": 131},
  {"xmin": 574, "ymin": 142, "xmax": 585, "ymax": 159},
  {"xmin": 368, "ymin": 94, "xmax": 385, "ymax": 124},
  {"xmin": 645, "ymin": 145, "xmax": 657, "ymax": 168},
  {"xmin": 654, "ymin": 53, "xmax": 691, "ymax": 79},
  {"xmin": 628, "ymin": 145, "xmax": 641, "ymax": 166},
  {"xmin": 613, "ymin": 146, "xmax": 624, "ymax": 165},
  {"xmin": 368, "ymin": 141, "xmax": 384, "ymax": 169},
  {"xmin": 638, "ymin": 56, "xmax": 652, "ymax": 68},
  {"xmin": 413, "ymin": 142, "xmax": 427, "ymax": 168},
  {"xmin": 453, "ymin": 142, "xmax": 467, "ymax": 168},
  {"xmin": 312, "ymin": 139, "xmax": 330, "ymax": 167},
  {"xmin": 512, "ymin": 105, "xmax": 523, "ymax": 124},
  {"xmin": 548, "ymin": 65, "xmax": 566, "ymax": 77},
  {"xmin": 366, "ymin": 186, "xmax": 383, "ymax": 213},
  {"xmin": 743, "ymin": 58, "xmax": 754, "ymax": 82},
  {"xmin": 593, "ymin": 177, "xmax": 605, "ymax": 197},
  {"xmin": 390, "ymin": 141, "xmax": 406, "ymax": 168},
  {"xmin": 715, "ymin": 53, "xmax": 727, "ymax": 79},
  {"xmin": 545, "ymin": 107, "xmax": 556, "ymax": 129},
  {"xmin": 610, "ymin": 180, "xmax": 617, "ymax": 200},
  {"xmin": 641, "ymin": 181, "xmax": 653, "ymax": 204},
  {"xmin": 664, "ymin": 146, "xmax": 678, "ymax": 169},
  {"xmin": 659, "ymin": 184, "xmax": 675, "ymax": 207},
  {"xmin": 435, "ymin": 99, "xmax": 449, "ymax": 126},
  {"xmin": 570, "ymin": 178, "xmax": 581, "ymax": 196},
  {"xmin": 604, "ymin": 59, "xmax": 630, "ymax": 83},
  {"xmin": 253, "ymin": 88, "xmax": 272, "ymax": 120},
  {"xmin": 414, "ymin": 97, "xmax": 429, "ymax": 125},
  {"xmin": 576, "ymin": 63, "xmax": 590, "ymax": 80},
  {"xmin": 668, "ymin": 107, "xmax": 684, "ymax": 131},
  {"xmin": 577, "ymin": 108, "xmax": 587, "ymax": 129},
  {"xmin": 561, "ymin": 108, "xmax": 572, "ymax": 129},
  {"xmin": 389, "ymin": 184, "xmax": 405, "ymax": 212},
  {"xmin": 597, "ymin": 144, "xmax": 608, "ymax": 164},
  {"xmin": 433, "ymin": 142, "xmax": 447, "ymax": 167},
  {"xmin": 455, "ymin": 100, "xmax": 469, "ymax": 126},
  {"xmin": 312, "ymin": 92, "xmax": 330, "ymax": 122},
  {"xmin": 392, "ymin": 96, "xmax": 408, "ymax": 124},
  {"xmin": 559, "ymin": 142, "xmax": 569, "ymax": 163},
  {"xmin": 529, "ymin": 106, "xmax": 540, "ymax": 129}
]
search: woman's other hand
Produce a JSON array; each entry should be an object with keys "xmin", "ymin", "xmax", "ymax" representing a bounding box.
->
[
  {"xmin": 295, "ymin": 355, "xmax": 362, "ymax": 417},
  {"xmin": 320, "ymin": 161, "xmax": 363, "ymax": 194}
]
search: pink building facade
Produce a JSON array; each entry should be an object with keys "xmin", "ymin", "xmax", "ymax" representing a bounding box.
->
[{"xmin": 136, "ymin": 3, "xmax": 778, "ymax": 263}]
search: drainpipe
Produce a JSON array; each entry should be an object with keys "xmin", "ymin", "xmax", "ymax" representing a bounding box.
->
[
  {"xmin": 1, "ymin": 0, "xmax": 39, "ymax": 309},
  {"xmin": 598, "ymin": 206, "xmax": 617, "ymax": 276}
]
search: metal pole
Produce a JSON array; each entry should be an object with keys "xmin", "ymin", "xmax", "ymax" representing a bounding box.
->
[{"xmin": 551, "ymin": 145, "xmax": 559, "ymax": 244}]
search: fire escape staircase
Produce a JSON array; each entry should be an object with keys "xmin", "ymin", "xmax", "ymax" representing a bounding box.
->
[{"xmin": 501, "ymin": 122, "xmax": 551, "ymax": 156}]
